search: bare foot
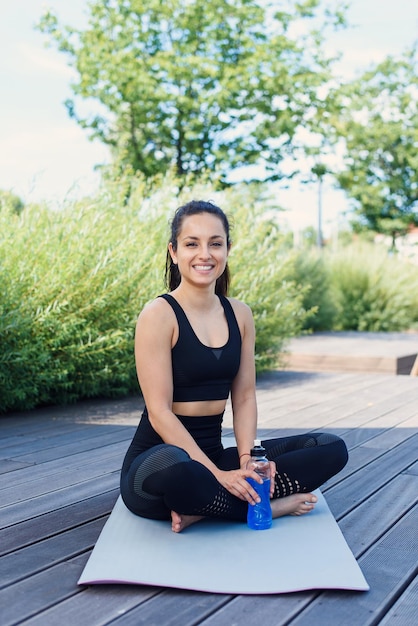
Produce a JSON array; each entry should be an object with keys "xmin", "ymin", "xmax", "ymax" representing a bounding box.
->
[
  {"xmin": 171, "ymin": 510, "xmax": 205, "ymax": 533},
  {"xmin": 271, "ymin": 493, "xmax": 317, "ymax": 518}
]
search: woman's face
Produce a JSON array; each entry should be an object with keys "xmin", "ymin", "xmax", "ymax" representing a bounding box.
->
[{"xmin": 168, "ymin": 212, "xmax": 229, "ymax": 289}]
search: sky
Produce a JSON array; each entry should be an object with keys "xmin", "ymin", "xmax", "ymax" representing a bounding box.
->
[{"xmin": 1, "ymin": 0, "xmax": 418, "ymax": 235}]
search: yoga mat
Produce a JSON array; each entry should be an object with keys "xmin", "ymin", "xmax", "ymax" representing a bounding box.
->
[{"xmin": 78, "ymin": 490, "xmax": 369, "ymax": 594}]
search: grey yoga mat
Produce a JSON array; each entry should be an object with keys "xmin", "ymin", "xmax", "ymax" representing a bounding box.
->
[{"xmin": 78, "ymin": 490, "xmax": 369, "ymax": 594}]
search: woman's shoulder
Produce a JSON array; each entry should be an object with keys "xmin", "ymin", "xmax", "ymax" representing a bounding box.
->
[
  {"xmin": 137, "ymin": 295, "xmax": 176, "ymax": 326},
  {"xmin": 225, "ymin": 297, "xmax": 254, "ymax": 324}
]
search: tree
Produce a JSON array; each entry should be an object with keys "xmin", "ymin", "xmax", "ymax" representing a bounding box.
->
[
  {"xmin": 0, "ymin": 190, "xmax": 24, "ymax": 214},
  {"xmin": 333, "ymin": 46, "xmax": 418, "ymax": 247},
  {"xmin": 38, "ymin": 0, "xmax": 346, "ymax": 182}
]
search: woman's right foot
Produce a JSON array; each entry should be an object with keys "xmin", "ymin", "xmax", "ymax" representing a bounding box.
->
[
  {"xmin": 171, "ymin": 510, "xmax": 205, "ymax": 533},
  {"xmin": 271, "ymin": 493, "xmax": 317, "ymax": 518}
]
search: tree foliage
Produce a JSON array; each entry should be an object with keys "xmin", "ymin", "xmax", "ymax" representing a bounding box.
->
[
  {"xmin": 0, "ymin": 189, "xmax": 24, "ymax": 214},
  {"xmin": 38, "ymin": 0, "xmax": 346, "ymax": 183},
  {"xmin": 333, "ymin": 46, "xmax": 418, "ymax": 245}
]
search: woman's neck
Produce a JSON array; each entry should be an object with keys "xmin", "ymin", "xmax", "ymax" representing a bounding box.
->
[{"xmin": 172, "ymin": 284, "xmax": 219, "ymax": 312}]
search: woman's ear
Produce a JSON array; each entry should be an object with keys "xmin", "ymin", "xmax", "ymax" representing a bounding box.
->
[{"xmin": 168, "ymin": 242, "xmax": 177, "ymax": 264}]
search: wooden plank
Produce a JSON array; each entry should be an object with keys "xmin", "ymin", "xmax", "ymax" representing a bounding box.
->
[
  {"xmin": 258, "ymin": 379, "xmax": 417, "ymax": 432},
  {"xmin": 325, "ymin": 435, "xmax": 418, "ymax": 518},
  {"xmin": 322, "ymin": 418, "xmax": 417, "ymax": 493},
  {"xmin": 329, "ymin": 385, "xmax": 418, "ymax": 428},
  {"xmin": 0, "ymin": 441, "xmax": 129, "ymax": 491},
  {"xmin": 0, "ymin": 554, "xmax": 88, "ymax": 626},
  {"xmin": 254, "ymin": 372, "xmax": 378, "ymax": 411},
  {"xmin": 404, "ymin": 460, "xmax": 418, "ymax": 476},
  {"xmin": 0, "ymin": 451, "xmax": 122, "ymax": 507},
  {"xmin": 193, "ymin": 592, "xmax": 316, "ymax": 626},
  {"xmin": 0, "ymin": 490, "xmax": 119, "ymax": 555},
  {"xmin": 337, "ymin": 408, "xmax": 417, "ymax": 451},
  {"xmin": 0, "ymin": 519, "xmax": 106, "ymax": 588},
  {"xmin": 337, "ymin": 473, "xmax": 418, "ymax": 558},
  {"xmin": 1, "ymin": 473, "xmax": 119, "ymax": 528},
  {"xmin": 378, "ymin": 575, "xmax": 418, "ymax": 625},
  {"xmin": 0, "ymin": 416, "xmax": 87, "ymax": 440},
  {"xmin": 88, "ymin": 589, "xmax": 233, "ymax": 626},
  {"xmin": 0, "ymin": 421, "xmax": 100, "ymax": 451},
  {"xmin": 0, "ymin": 395, "xmax": 142, "ymax": 432},
  {"xmin": 1, "ymin": 425, "xmax": 132, "ymax": 463},
  {"xmin": 0, "ymin": 458, "xmax": 34, "ymax": 475},
  {"xmin": 22, "ymin": 585, "xmax": 162, "ymax": 626},
  {"xmin": 357, "ymin": 415, "xmax": 418, "ymax": 450}
]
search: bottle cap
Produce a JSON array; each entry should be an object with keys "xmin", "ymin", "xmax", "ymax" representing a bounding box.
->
[{"xmin": 251, "ymin": 439, "xmax": 265, "ymax": 455}]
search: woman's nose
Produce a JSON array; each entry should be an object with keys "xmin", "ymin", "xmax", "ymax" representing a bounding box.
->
[{"xmin": 199, "ymin": 245, "xmax": 211, "ymax": 258}]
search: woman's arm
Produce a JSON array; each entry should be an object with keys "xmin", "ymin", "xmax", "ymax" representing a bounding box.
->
[
  {"xmin": 229, "ymin": 300, "xmax": 258, "ymax": 466},
  {"xmin": 230, "ymin": 300, "xmax": 276, "ymax": 495}
]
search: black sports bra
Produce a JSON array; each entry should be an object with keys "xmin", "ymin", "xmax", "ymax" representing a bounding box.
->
[{"xmin": 159, "ymin": 294, "xmax": 242, "ymax": 402}]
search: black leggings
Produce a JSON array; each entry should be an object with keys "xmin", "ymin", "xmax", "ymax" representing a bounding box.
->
[{"xmin": 120, "ymin": 433, "xmax": 348, "ymax": 522}]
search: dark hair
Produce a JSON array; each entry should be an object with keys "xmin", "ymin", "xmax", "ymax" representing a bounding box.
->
[{"xmin": 165, "ymin": 200, "xmax": 231, "ymax": 296}]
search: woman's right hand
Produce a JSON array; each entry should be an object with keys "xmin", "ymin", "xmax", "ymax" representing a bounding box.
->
[{"xmin": 215, "ymin": 468, "xmax": 262, "ymax": 505}]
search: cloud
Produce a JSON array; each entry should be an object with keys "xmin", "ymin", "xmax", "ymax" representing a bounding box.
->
[
  {"xmin": 17, "ymin": 41, "xmax": 76, "ymax": 78},
  {"xmin": 0, "ymin": 123, "xmax": 110, "ymax": 203}
]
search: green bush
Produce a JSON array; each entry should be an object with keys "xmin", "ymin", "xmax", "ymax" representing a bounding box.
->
[
  {"xmin": 0, "ymin": 174, "xmax": 309, "ymax": 412},
  {"xmin": 293, "ymin": 249, "xmax": 339, "ymax": 331},
  {"xmin": 291, "ymin": 242, "xmax": 418, "ymax": 333},
  {"xmin": 327, "ymin": 243, "xmax": 418, "ymax": 331}
]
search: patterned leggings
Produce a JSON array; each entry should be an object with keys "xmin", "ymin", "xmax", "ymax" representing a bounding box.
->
[{"xmin": 120, "ymin": 432, "xmax": 348, "ymax": 522}]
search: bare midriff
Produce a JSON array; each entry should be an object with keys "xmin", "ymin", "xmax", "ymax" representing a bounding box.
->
[{"xmin": 172, "ymin": 398, "xmax": 227, "ymax": 417}]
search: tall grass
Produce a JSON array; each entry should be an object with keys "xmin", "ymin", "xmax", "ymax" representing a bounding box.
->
[
  {"xmin": 327, "ymin": 243, "xmax": 418, "ymax": 331},
  {"xmin": 294, "ymin": 242, "xmax": 418, "ymax": 332},
  {"xmin": 0, "ymin": 175, "xmax": 308, "ymax": 412}
]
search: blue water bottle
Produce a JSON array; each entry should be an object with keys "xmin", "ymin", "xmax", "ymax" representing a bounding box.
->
[{"xmin": 246, "ymin": 439, "xmax": 272, "ymax": 530}]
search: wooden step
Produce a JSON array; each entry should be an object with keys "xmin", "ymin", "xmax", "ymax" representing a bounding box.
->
[{"xmin": 281, "ymin": 331, "xmax": 418, "ymax": 375}]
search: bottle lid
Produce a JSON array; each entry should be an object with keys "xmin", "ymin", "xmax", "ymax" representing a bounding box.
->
[{"xmin": 251, "ymin": 439, "xmax": 265, "ymax": 455}]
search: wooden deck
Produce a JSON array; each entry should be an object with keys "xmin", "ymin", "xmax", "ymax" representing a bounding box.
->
[{"xmin": 1, "ymin": 370, "xmax": 417, "ymax": 625}]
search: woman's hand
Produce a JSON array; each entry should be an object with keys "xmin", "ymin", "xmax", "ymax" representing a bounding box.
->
[
  {"xmin": 215, "ymin": 468, "xmax": 264, "ymax": 505},
  {"xmin": 269, "ymin": 460, "xmax": 276, "ymax": 498}
]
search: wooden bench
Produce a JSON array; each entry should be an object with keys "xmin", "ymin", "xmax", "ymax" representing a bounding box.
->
[{"xmin": 1, "ymin": 370, "xmax": 417, "ymax": 625}]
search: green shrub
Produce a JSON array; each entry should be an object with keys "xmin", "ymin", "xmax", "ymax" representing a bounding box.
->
[
  {"xmin": 293, "ymin": 249, "xmax": 339, "ymax": 331},
  {"xmin": 0, "ymin": 174, "xmax": 309, "ymax": 412},
  {"xmin": 327, "ymin": 243, "xmax": 418, "ymax": 331}
]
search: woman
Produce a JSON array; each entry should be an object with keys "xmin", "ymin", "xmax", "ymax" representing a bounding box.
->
[{"xmin": 120, "ymin": 200, "xmax": 348, "ymax": 532}]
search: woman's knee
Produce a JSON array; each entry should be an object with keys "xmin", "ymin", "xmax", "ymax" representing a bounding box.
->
[
  {"xmin": 308, "ymin": 432, "xmax": 348, "ymax": 470},
  {"xmin": 322, "ymin": 433, "xmax": 348, "ymax": 470}
]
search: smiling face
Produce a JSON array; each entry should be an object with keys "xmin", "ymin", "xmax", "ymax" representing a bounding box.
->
[{"xmin": 168, "ymin": 212, "xmax": 230, "ymax": 290}]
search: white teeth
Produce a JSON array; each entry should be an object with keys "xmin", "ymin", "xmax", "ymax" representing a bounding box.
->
[{"xmin": 194, "ymin": 265, "xmax": 213, "ymax": 270}]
